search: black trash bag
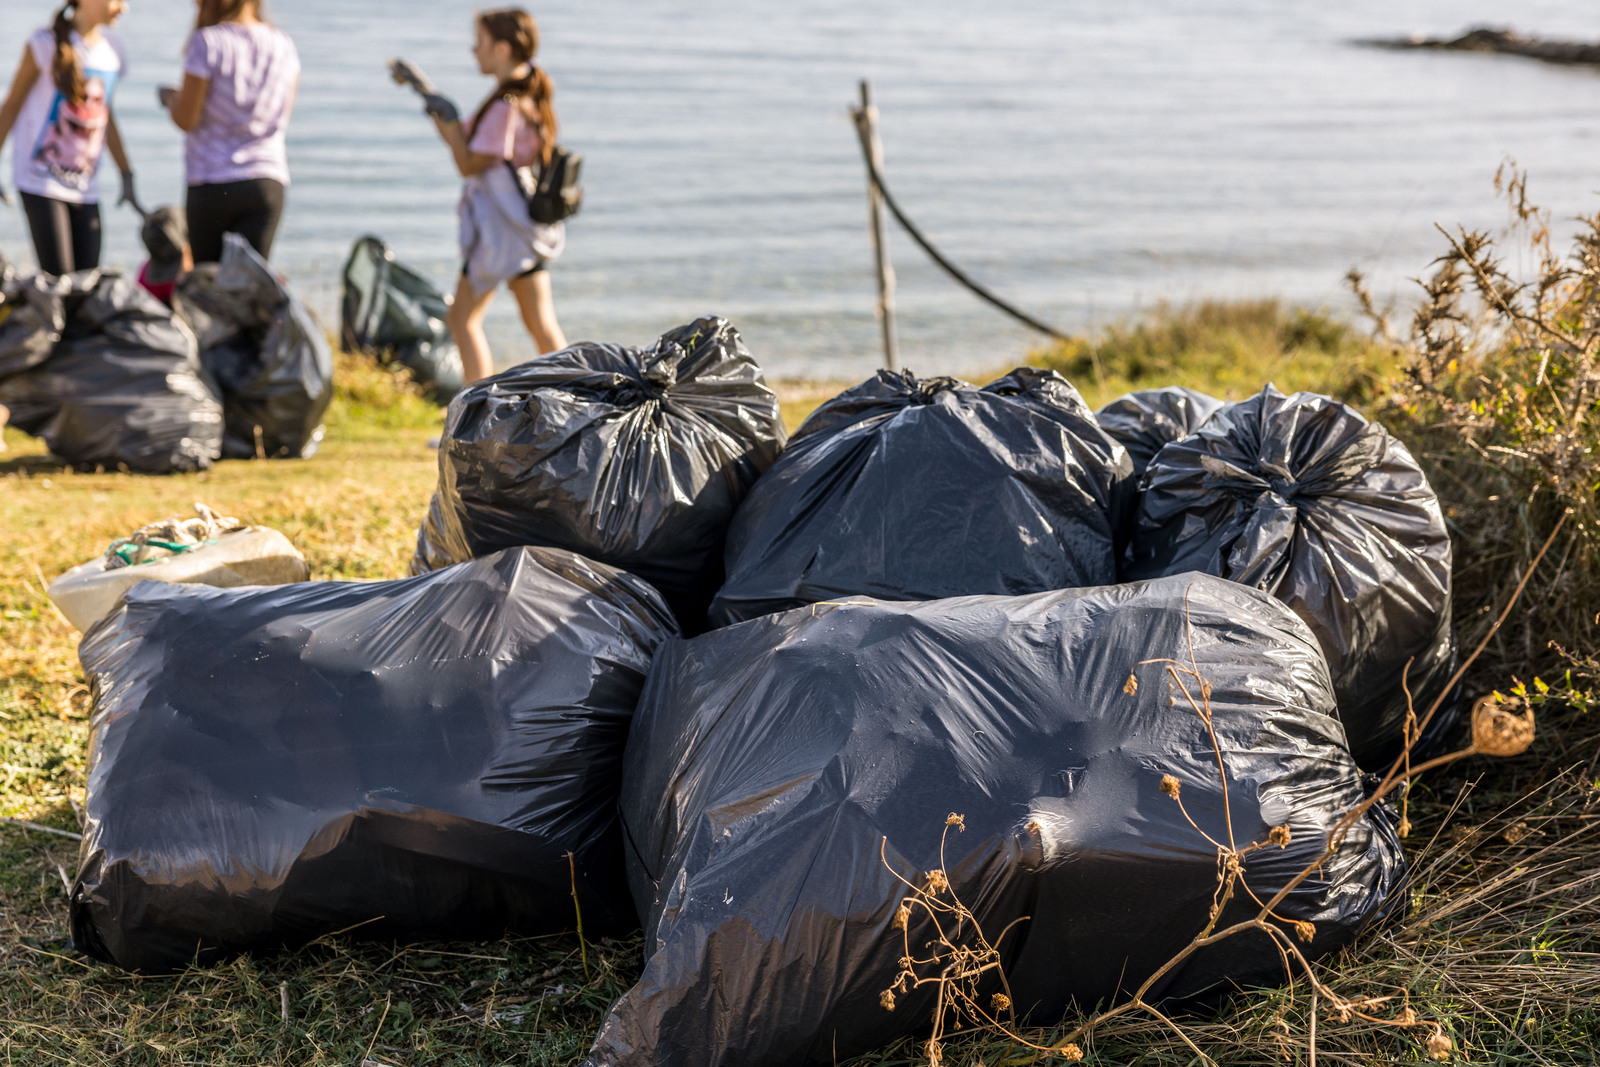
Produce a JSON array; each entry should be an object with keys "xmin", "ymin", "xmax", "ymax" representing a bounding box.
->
[
  {"xmin": 411, "ymin": 316, "xmax": 787, "ymax": 631},
  {"xmin": 0, "ymin": 270, "xmax": 222, "ymax": 473},
  {"xmin": 0, "ymin": 269, "xmax": 68, "ymax": 378},
  {"xmin": 340, "ymin": 235, "xmax": 463, "ymax": 400},
  {"xmin": 1124, "ymin": 385, "xmax": 1455, "ymax": 769},
  {"xmin": 708, "ymin": 367, "xmax": 1134, "ymax": 627},
  {"xmin": 588, "ymin": 575, "xmax": 1406, "ymax": 1067},
  {"xmin": 70, "ymin": 546, "xmax": 678, "ymax": 973},
  {"xmin": 175, "ymin": 233, "xmax": 334, "ymax": 459},
  {"xmin": 1095, "ymin": 385, "xmax": 1224, "ymax": 477}
]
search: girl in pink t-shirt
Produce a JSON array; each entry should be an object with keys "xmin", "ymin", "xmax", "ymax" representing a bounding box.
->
[{"xmin": 429, "ymin": 8, "xmax": 566, "ymax": 383}]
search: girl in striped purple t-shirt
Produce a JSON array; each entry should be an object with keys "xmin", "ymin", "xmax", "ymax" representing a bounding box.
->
[{"xmin": 159, "ymin": 0, "xmax": 299, "ymax": 263}]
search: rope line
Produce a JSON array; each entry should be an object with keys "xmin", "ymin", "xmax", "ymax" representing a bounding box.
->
[{"xmin": 857, "ymin": 147, "xmax": 1073, "ymax": 343}]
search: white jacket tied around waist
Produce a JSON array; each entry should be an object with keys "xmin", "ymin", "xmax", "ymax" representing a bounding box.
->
[{"xmin": 458, "ymin": 163, "xmax": 565, "ymax": 298}]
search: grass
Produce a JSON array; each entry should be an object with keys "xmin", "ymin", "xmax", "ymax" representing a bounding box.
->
[
  {"xmin": 3, "ymin": 304, "xmax": 1598, "ymax": 1065},
  {"xmin": 1030, "ymin": 297, "xmax": 1402, "ymax": 411}
]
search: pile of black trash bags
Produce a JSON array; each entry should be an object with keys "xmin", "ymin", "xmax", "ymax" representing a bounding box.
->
[
  {"xmin": 68, "ymin": 323, "xmax": 1452, "ymax": 1067},
  {"xmin": 0, "ymin": 234, "xmax": 332, "ymax": 472}
]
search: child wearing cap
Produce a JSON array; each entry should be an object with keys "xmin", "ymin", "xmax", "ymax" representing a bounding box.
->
[{"xmin": 136, "ymin": 205, "xmax": 190, "ymax": 305}]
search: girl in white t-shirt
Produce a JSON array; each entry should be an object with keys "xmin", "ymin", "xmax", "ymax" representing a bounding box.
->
[
  {"xmin": 0, "ymin": 0, "xmax": 139, "ymax": 275},
  {"xmin": 428, "ymin": 8, "xmax": 567, "ymax": 383}
]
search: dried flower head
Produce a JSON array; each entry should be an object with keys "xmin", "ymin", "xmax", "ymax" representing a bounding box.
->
[
  {"xmin": 879, "ymin": 988, "xmax": 896, "ymax": 1012},
  {"xmin": 1268, "ymin": 824, "xmax": 1292, "ymax": 847},
  {"xmin": 1123, "ymin": 673, "xmax": 1138, "ymax": 696},
  {"xmin": 1398, "ymin": 816, "xmax": 1413, "ymax": 839},
  {"xmin": 1056, "ymin": 1043, "xmax": 1084, "ymax": 1061},
  {"xmin": 1160, "ymin": 774, "xmax": 1182, "ymax": 799},
  {"xmin": 1294, "ymin": 921, "xmax": 1316, "ymax": 943},
  {"xmin": 1394, "ymin": 1007, "xmax": 1418, "ymax": 1026},
  {"xmin": 892, "ymin": 902, "xmax": 911, "ymax": 931},
  {"xmin": 1426, "ymin": 1027, "xmax": 1452, "ymax": 1061},
  {"xmin": 925, "ymin": 869, "xmax": 950, "ymax": 895},
  {"xmin": 946, "ymin": 812, "xmax": 966, "ymax": 831},
  {"xmin": 990, "ymin": 992, "xmax": 1011, "ymax": 1014},
  {"xmin": 1503, "ymin": 820, "xmax": 1531, "ymax": 845},
  {"xmin": 1471, "ymin": 692, "xmax": 1535, "ymax": 757}
]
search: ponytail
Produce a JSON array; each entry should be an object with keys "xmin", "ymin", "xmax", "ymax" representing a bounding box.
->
[
  {"xmin": 468, "ymin": 8, "xmax": 559, "ymax": 168},
  {"xmin": 51, "ymin": 2, "xmax": 86, "ymax": 104}
]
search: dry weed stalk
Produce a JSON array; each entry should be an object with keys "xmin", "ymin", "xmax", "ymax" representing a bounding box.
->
[
  {"xmin": 1351, "ymin": 163, "xmax": 1600, "ymax": 691},
  {"xmin": 882, "ymin": 519, "xmax": 1566, "ymax": 1066}
]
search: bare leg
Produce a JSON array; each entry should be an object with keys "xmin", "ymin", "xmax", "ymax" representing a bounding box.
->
[
  {"xmin": 0, "ymin": 402, "xmax": 8, "ymax": 452},
  {"xmin": 508, "ymin": 270, "xmax": 567, "ymax": 354},
  {"xmin": 447, "ymin": 273, "xmax": 498, "ymax": 384}
]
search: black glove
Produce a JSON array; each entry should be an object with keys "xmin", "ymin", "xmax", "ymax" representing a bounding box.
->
[
  {"xmin": 118, "ymin": 170, "xmax": 144, "ymax": 215},
  {"xmin": 422, "ymin": 92, "xmax": 460, "ymax": 124}
]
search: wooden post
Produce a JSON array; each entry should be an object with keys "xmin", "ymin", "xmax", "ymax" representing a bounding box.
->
[{"xmin": 851, "ymin": 80, "xmax": 898, "ymax": 372}]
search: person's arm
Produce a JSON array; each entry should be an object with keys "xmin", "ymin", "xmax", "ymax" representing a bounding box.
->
[
  {"xmin": 105, "ymin": 111, "xmax": 131, "ymax": 173},
  {"xmin": 104, "ymin": 111, "xmax": 140, "ymax": 210},
  {"xmin": 0, "ymin": 44, "xmax": 41, "ymax": 154},
  {"xmin": 162, "ymin": 72, "xmax": 209, "ymax": 133},
  {"xmin": 434, "ymin": 114, "xmax": 500, "ymax": 177}
]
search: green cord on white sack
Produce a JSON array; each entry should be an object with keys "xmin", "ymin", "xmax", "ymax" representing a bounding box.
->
[{"xmin": 102, "ymin": 503, "xmax": 246, "ymax": 571}]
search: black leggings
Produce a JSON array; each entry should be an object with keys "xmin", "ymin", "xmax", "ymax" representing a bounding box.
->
[
  {"xmin": 20, "ymin": 192, "xmax": 102, "ymax": 275},
  {"xmin": 187, "ymin": 178, "xmax": 286, "ymax": 264}
]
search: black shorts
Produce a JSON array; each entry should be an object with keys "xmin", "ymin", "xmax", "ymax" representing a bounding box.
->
[
  {"xmin": 20, "ymin": 192, "xmax": 102, "ymax": 275},
  {"xmin": 459, "ymin": 261, "xmax": 548, "ymax": 281}
]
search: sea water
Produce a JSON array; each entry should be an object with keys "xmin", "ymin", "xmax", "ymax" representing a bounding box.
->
[{"xmin": 2, "ymin": 0, "xmax": 1598, "ymax": 378}]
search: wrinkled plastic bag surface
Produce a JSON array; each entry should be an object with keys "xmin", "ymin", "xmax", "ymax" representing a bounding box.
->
[
  {"xmin": 709, "ymin": 367, "xmax": 1134, "ymax": 627},
  {"xmin": 0, "ymin": 270, "xmax": 222, "ymax": 473},
  {"xmin": 1096, "ymin": 385, "xmax": 1223, "ymax": 476},
  {"xmin": 0, "ymin": 269, "xmax": 68, "ymax": 378},
  {"xmin": 70, "ymin": 546, "xmax": 678, "ymax": 973},
  {"xmin": 175, "ymin": 233, "xmax": 333, "ymax": 459},
  {"xmin": 412, "ymin": 316, "xmax": 787, "ymax": 630},
  {"xmin": 588, "ymin": 575, "xmax": 1405, "ymax": 1067},
  {"xmin": 1125, "ymin": 385, "xmax": 1455, "ymax": 768},
  {"xmin": 340, "ymin": 235, "xmax": 463, "ymax": 399}
]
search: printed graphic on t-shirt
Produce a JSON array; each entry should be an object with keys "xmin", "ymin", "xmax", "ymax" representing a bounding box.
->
[{"xmin": 30, "ymin": 67, "xmax": 117, "ymax": 192}]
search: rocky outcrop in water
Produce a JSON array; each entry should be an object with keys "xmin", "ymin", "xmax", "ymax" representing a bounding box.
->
[{"xmin": 1364, "ymin": 27, "xmax": 1600, "ymax": 68}]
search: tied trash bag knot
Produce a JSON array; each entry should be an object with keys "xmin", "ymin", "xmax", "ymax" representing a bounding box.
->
[
  {"xmin": 910, "ymin": 375, "xmax": 963, "ymax": 405},
  {"xmin": 607, "ymin": 368, "xmax": 672, "ymax": 408},
  {"xmin": 411, "ymin": 317, "xmax": 786, "ymax": 631},
  {"xmin": 1127, "ymin": 383, "xmax": 1456, "ymax": 769},
  {"xmin": 709, "ymin": 367, "xmax": 1134, "ymax": 626}
]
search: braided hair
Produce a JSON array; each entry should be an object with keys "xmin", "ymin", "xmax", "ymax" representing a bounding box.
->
[{"xmin": 51, "ymin": 2, "xmax": 86, "ymax": 104}]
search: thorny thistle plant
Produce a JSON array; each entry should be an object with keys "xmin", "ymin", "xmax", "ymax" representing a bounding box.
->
[
  {"xmin": 881, "ymin": 524, "xmax": 1562, "ymax": 1066},
  {"xmin": 1351, "ymin": 162, "xmax": 1600, "ymax": 701}
]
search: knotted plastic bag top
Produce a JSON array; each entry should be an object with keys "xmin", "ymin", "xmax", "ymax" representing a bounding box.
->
[
  {"xmin": 1126, "ymin": 385, "xmax": 1454, "ymax": 767},
  {"xmin": 710, "ymin": 366, "xmax": 1135, "ymax": 626},
  {"xmin": 412, "ymin": 316, "xmax": 786, "ymax": 632}
]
